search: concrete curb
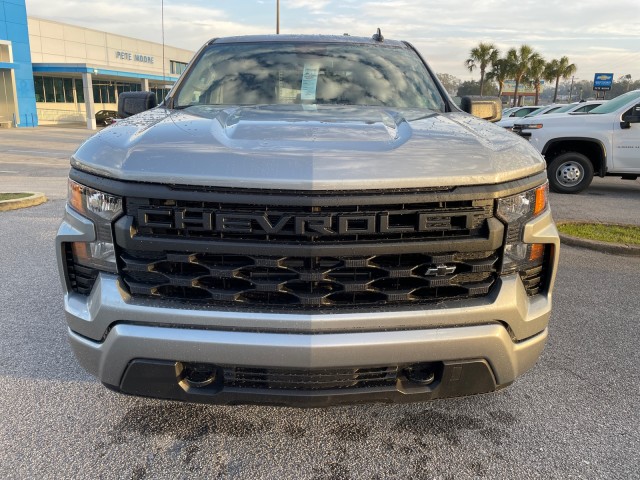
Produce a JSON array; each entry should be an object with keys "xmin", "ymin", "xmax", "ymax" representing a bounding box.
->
[
  {"xmin": 557, "ymin": 221, "xmax": 640, "ymax": 257},
  {"xmin": 0, "ymin": 192, "xmax": 47, "ymax": 212}
]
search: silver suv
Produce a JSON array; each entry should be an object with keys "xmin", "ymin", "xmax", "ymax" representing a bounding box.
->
[{"xmin": 56, "ymin": 34, "xmax": 559, "ymax": 406}]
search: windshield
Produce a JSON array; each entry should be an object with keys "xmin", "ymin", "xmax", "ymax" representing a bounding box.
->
[
  {"xmin": 515, "ymin": 107, "xmax": 542, "ymax": 117},
  {"xmin": 542, "ymin": 106, "xmax": 563, "ymax": 114},
  {"xmin": 552, "ymin": 104, "xmax": 576, "ymax": 113},
  {"xmin": 173, "ymin": 42, "xmax": 446, "ymax": 110},
  {"xmin": 524, "ymin": 106, "xmax": 556, "ymax": 118},
  {"xmin": 589, "ymin": 90, "xmax": 640, "ymax": 114}
]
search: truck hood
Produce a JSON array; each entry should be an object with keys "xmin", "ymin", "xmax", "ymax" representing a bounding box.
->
[{"xmin": 72, "ymin": 105, "xmax": 545, "ymax": 190}]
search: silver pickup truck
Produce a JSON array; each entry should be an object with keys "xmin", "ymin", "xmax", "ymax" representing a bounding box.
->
[{"xmin": 56, "ymin": 33, "xmax": 559, "ymax": 406}]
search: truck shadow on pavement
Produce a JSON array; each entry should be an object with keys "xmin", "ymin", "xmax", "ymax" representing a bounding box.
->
[{"xmin": 95, "ymin": 400, "xmax": 519, "ymax": 479}]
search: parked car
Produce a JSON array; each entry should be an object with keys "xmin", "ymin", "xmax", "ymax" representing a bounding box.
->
[
  {"xmin": 502, "ymin": 106, "xmax": 543, "ymax": 118},
  {"xmin": 95, "ymin": 110, "xmax": 118, "ymax": 126},
  {"xmin": 497, "ymin": 106, "xmax": 544, "ymax": 129},
  {"xmin": 522, "ymin": 104, "xmax": 565, "ymax": 117},
  {"xmin": 499, "ymin": 104, "xmax": 575, "ymax": 129},
  {"xmin": 548, "ymin": 100, "xmax": 606, "ymax": 115}
]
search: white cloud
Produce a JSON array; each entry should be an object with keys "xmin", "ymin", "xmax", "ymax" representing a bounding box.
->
[{"xmin": 23, "ymin": 0, "xmax": 640, "ymax": 81}]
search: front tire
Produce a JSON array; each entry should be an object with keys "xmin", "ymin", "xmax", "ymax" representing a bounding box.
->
[{"xmin": 547, "ymin": 152, "xmax": 594, "ymax": 194}]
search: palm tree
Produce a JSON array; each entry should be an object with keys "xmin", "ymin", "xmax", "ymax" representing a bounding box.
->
[
  {"xmin": 507, "ymin": 45, "xmax": 537, "ymax": 107},
  {"xmin": 465, "ymin": 43, "xmax": 499, "ymax": 96},
  {"xmin": 528, "ymin": 54, "xmax": 546, "ymax": 106},
  {"xmin": 487, "ymin": 58, "xmax": 512, "ymax": 98},
  {"xmin": 545, "ymin": 56, "xmax": 577, "ymax": 102}
]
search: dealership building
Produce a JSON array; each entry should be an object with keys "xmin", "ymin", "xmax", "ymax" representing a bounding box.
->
[{"xmin": 0, "ymin": 0, "xmax": 194, "ymax": 129}]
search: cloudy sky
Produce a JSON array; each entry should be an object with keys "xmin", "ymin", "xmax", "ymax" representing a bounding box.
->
[{"xmin": 25, "ymin": 0, "xmax": 640, "ymax": 83}]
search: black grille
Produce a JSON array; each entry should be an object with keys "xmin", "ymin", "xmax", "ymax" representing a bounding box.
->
[
  {"xmin": 223, "ymin": 366, "xmax": 398, "ymax": 390},
  {"xmin": 117, "ymin": 193, "xmax": 502, "ymax": 309},
  {"xmin": 64, "ymin": 244, "xmax": 98, "ymax": 295},
  {"xmin": 119, "ymin": 249, "xmax": 499, "ymax": 309}
]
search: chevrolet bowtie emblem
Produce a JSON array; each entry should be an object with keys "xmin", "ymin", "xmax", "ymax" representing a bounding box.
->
[{"xmin": 425, "ymin": 264, "xmax": 456, "ymax": 277}]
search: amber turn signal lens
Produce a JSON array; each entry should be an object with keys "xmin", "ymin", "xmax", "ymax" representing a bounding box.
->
[
  {"xmin": 533, "ymin": 183, "xmax": 548, "ymax": 217},
  {"xmin": 529, "ymin": 243, "xmax": 545, "ymax": 262},
  {"xmin": 68, "ymin": 179, "xmax": 85, "ymax": 215}
]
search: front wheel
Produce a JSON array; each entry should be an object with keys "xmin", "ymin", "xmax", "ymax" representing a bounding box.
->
[{"xmin": 547, "ymin": 152, "xmax": 594, "ymax": 194}]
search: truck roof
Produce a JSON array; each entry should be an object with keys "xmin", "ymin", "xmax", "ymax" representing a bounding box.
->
[{"xmin": 209, "ymin": 34, "xmax": 407, "ymax": 48}]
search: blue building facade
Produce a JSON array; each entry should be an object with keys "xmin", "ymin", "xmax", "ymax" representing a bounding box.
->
[{"xmin": 0, "ymin": 0, "xmax": 37, "ymax": 126}]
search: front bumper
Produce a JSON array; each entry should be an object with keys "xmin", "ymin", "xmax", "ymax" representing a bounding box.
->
[
  {"xmin": 72, "ymin": 324, "xmax": 547, "ymax": 406},
  {"xmin": 57, "ymin": 204, "xmax": 559, "ymax": 406}
]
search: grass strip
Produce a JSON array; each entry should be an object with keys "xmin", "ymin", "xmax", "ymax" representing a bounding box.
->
[
  {"xmin": 0, "ymin": 193, "xmax": 32, "ymax": 201},
  {"xmin": 558, "ymin": 223, "xmax": 640, "ymax": 246}
]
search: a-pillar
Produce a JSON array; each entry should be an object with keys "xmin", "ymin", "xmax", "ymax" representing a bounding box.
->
[
  {"xmin": 141, "ymin": 78, "xmax": 149, "ymax": 91},
  {"xmin": 82, "ymin": 72, "xmax": 96, "ymax": 130}
]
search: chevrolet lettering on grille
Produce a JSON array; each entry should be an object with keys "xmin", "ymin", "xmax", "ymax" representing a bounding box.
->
[{"xmin": 136, "ymin": 208, "xmax": 476, "ymax": 236}]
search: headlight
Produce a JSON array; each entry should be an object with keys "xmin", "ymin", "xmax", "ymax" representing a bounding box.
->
[
  {"xmin": 518, "ymin": 123, "xmax": 543, "ymax": 130},
  {"xmin": 67, "ymin": 179, "xmax": 123, "ymax": 273},
  {"xmin": 496, "ymin": 183, "xmax": 549, "ymax": 287}
]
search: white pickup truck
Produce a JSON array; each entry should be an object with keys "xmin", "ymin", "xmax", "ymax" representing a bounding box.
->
[{"xmin": 513, "ymin": 90, "xmax": 640, "ymax": 193}]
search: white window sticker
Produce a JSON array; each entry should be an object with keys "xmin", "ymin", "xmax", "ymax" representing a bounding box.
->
[{"xmin": 300, "ymin": 65, "xmax": 320, "ymax": 101}]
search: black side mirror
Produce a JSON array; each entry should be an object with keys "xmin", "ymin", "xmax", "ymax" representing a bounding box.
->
[
  {"xmin": 460, "ymin": 96, "xmax": 502, "ymax": 122},
  {"xmin": 118, "ymin": 92, "xmax": 158, "ymax": 118}
]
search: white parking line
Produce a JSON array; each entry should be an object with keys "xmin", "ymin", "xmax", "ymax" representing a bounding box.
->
[
  {"xmin": 0, "ymin": 161, "xmax": 68, "ymax": 166},
  {"xmin": 5, "ymin": 149, "xmax": 69, "ymax": 155}
]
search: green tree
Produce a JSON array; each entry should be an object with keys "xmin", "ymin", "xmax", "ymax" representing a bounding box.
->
[
  {"xmin": 464, "ymin": 42, "xmax": 499, "ymax": 96},
  {"xmin": 528, "ymin": 54, "xmax": 547, "ymax": 105},
  {"xmin": 619, "ymin": 74, "xmax": 633, "ymax": 93},
  {"xmin": 487, "ymin": 57, "xmax": 512, "ymax": 98},
  {"xmin": 545, "ymin": 56, "xmax": 577, "ymax": 102},
  {"xmin": 507, "ymin": 45, "xmax": 537, "ymax": 107},
  {"xmin": 457, "ymin": 80, "xmax": 499, "ymax": 97},
  {"xmin": 436, "ymin": 73, "xmax": 462, "ymax": 96}
]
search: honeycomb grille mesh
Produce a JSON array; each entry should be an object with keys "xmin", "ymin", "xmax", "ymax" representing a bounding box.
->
[{"xmin": 120, "ymin": 250, "xmax": 499, "ymax": 309}]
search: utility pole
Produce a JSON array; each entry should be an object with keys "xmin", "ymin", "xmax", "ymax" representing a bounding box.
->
[{"xmin": 276, "ymin": 0, "xmax": 280, "ymax": 34}]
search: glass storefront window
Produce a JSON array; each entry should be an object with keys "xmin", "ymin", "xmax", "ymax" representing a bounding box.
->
[
  {"xmin": 151, "ymin": 87, "xmax": 169, "ymax": 104},
  {"xmin": 75, "ymin": 79, "xmax": 84, "ymax": 103},
  {"xmin": 170, "ymin": 60, "xmax": 188, "ymax": 75},
  {"xmin": 64, "ymin": 78, "xmax": 74, "ymax": 102},
  {"xmin": 53, "ymin": 78, "xmax": 65, "ymax": 102},
  {"xmin": 33, "ymin": 77, "xmax": 167, "ymax": 104},
  {"xmin": 34, "ymin": 77, "xmax": 44, "ymax": 102},
  {"xmin": 44, "ymin": 77, "xmax": 55, "ymax": 102}
]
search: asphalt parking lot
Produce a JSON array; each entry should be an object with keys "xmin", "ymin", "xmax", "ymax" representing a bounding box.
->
[{"xmin": 1, "ymin": 127, "xmax": 639, "ymax": 479}]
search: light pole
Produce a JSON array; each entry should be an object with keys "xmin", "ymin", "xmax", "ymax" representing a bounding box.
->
[
  {"xmin": 568, "ymin": 76, "xmax": 575, "ymax": 102},
  {"xmin": 161, "ymin": 0, "xmax": 165, "ymax": 82},
  {"xmin": 276, "ymin": 0, "xmax": 280, "ymax": 34}
]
